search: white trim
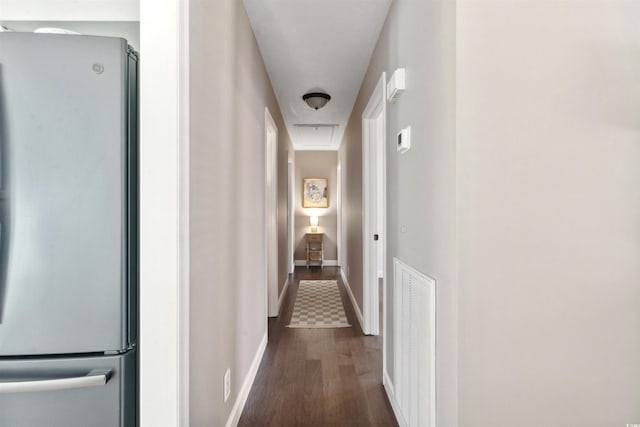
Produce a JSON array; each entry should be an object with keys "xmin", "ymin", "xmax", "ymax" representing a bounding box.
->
[
  {"xmin": 287, "ymin": 156, "xmax": 295, "ymax": 275},
  {"xmin": 139, "ymin": 0, "xmax": 184, "ymax": 425},
  {"xmin": 294, "ymin": 259, "xmax": 339, "ymax": 267},
  {"xmin": 278, "ymin": 276, "xmax": 290, "ymax": 314},
  {"xmin": 337, "ymin": 162, "xmax": 342, "ymax": 269},
  {"xmin": 340, "ymin": 267, "xmax": 364, "ymax": 331},
  {"xmin": 361, "ymin": 72, "xmax": 386, "ymax": 336},
  {"xmin": 382, "ymin": 255, "xmax": 388, "ymax": 397},
  {"xmin": 383, "ymin": 370, "xmax": 404, "ymax": 427},
  {"xmin": 377, "ymin": 105, "xmax": 387, "ymax": 283},
  {"xmin": 293, "ymin": 145, "xmax": 340, "ymax": 152},
  {"xmin": 383, "ymin": 369, "xmax": 396, "ymax": 402},
  {"xmin": 265, "ymin": 108, "xmax": 279, "ymax": 317},
  {"xmin": 224, "ymin": 332, "xmax": 268, "ymax": 427},
  {"xmin": 177, "ymin": 0, "xmax": 190, "ymax": 424},
  {"xmin": 380, "ymin": 73, "xmax": 389, "ymax": 399}
]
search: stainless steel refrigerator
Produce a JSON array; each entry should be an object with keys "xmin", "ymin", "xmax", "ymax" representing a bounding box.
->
[{"xmin": 0, "ymin": 32, "xmax": 138, "ymax": 426}]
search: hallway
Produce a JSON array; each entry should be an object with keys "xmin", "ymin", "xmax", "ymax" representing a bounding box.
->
[
  {"xmin": 4, "ymin": 0, "xmax": 640, "ymax": 425},
  {"xmin": 238, "ymin": 267, "xmax": 397, "ymax": 426}
]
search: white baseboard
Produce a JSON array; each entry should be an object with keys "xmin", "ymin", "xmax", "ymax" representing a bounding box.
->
[
  {"xmin": 383, "ymin": 369, "xmax": 405, "ymax": 427},
  {"xmin": 278, "ymin": 277, "xmax": 290, "ymax": 314},
  {"xmin": 225, "ymin": 332, "xmax": 267, "ymax": 427},
  {"xmin": 294, "ymin": 259, "xmax": 339, "ymax": 267},
  {"xmin": 340, "ymin": 267, "xmax": 364, "ymax": 331}
]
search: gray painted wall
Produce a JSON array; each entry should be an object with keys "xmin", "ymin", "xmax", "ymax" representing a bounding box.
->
[
  {"xmin": 294, "ymin": 151, "xmax": 338, "ymax": 262},
  {"xmin": 457, "ymin": 1, "xmax": 640, "ymax": 425},
  {"xmin": 340, "ymin": 101, "xmax": 363, "ymax": 308},
  {"xmin": 341, "ymin": 0, "xmax": 457, "ymax": 425},
  {"xmin": 345, "ymin": 0, "xmax": 640, "ymax": 426},
  {"xmin": 189, "ymin": 0, "xmax": 293, "ymax": 425}
]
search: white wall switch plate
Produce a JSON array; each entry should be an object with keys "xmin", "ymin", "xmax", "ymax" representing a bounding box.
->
[
  {"xmin": 223, "ymin": 368, "xmax": 231, "ymax": 402},
  {"xmin": 397, "ymin": 126, "xmax": 411, "ymax": 153}
]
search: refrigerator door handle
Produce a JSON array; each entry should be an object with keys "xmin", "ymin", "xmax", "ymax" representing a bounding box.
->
[{"xmin": 0, "ymin": 369, "xmax": 112, "ymax": 394}]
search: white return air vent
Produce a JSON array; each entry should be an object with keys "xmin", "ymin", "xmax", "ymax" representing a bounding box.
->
[{"xmin": 392, "ymin": 258, "xmax": 436, "ymax": 427}]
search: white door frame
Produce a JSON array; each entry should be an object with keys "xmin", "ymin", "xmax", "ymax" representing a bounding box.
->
[
  {"xmin": 177, "ymin": 0, "xmax": 190, "ymax": 423},
  {"xmin": 265, "ymin": 108, "xmax": 279, "ymax": 317},
  {"xmin": 139, "ymin": 0, "xmax": 190, "ymax": 425},
  {"xmin": 362, "ymin": 72, "xmax": 386, "ymax": 336},
  {"xmin": 337, "ymin": 162, "xmax": 342, "ymax": 268},
  {"xmin": 288, "ymin": 155, "xmax": 295, "ymax": 274}
]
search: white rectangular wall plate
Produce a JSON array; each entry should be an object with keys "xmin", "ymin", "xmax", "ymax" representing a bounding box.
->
[
  {"xmin": 387, "ymin": 68, "xmax": 406, "ymax": 103},
  {"xmin": 223, "ymin": 368, "xmax": 231, "ymax": 402},
  {"xmin": 397, "ymin": 126, "xmax": 411, "ymax": 153}
]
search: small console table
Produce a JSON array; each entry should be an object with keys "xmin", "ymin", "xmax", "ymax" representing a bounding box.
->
[{"xmin": 305, "ymin": 233, "xmax": 324, "ymax": 268}]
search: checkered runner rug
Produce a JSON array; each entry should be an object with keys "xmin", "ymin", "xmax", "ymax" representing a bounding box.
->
[{"xmin": 287, "ymin": 280, "xmax": 351, "ymax": 329}]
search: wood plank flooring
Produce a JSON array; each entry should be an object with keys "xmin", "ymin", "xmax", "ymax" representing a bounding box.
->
[{"xmin": 238, "ymin": 267, "xmax": 398, "ymax": 427}]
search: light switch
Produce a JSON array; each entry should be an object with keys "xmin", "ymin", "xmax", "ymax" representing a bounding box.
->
[{"xmin": 397, "ymin": 126, "xmax": 411, "ymax": 153}]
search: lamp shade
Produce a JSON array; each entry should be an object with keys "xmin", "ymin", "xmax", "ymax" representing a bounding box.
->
[
  {"xmin": 310, "ymin": 216, "xmax": 319, "ymax": 232},
  {"xmin": 302, "ymin": 92, "xmax": 331, "ymax": 110}
]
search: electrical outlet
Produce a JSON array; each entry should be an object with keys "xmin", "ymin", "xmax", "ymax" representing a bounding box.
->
[{"xmin": 223, "ymin": 368, "xmax": 231, "ymax": 403}]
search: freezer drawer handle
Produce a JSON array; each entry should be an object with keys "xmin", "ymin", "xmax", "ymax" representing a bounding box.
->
[{"xmin": 0, "ymin": 369, "xmax": 112, "ymax": 394}]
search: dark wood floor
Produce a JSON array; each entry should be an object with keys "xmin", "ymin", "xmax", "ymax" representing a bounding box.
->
[{"xmin": 238, "ymin": 267, "xmax": 398, "ymax": 427}]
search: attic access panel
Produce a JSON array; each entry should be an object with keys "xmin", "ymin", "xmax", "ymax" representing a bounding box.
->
[{"xmin": 293, "ymin": 124, "xmax": 337, "ymax": 149}]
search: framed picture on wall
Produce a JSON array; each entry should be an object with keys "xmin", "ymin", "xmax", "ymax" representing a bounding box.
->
[{"xmin": 303, "ymin": 178, "xmax": 328, "ymax": 208}]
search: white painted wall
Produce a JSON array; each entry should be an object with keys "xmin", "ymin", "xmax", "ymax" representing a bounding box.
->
[
  {"xmin": 0, "ymin": 0, "xmax": 138, "ymax": 21},
  {"xmin": 457, "ymin": 1, "xmax": 640, "ymax": 425}
]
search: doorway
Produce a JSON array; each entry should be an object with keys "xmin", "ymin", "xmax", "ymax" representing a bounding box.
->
[
  {"xmin": 362, "ymin": 72, "xmax": 386, "ymax": 336},
  {"xmin": 288, "ymin": 156, "xmax": 295, "ymax": 274},
  {"xmin": 265, "ymin": 108, "xmax": 279, "ymax": 317}
]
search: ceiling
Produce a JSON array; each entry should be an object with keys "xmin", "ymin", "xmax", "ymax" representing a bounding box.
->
[{"xmin": 243, "ymin": 0, "xmax": 392, "ymax": 151}]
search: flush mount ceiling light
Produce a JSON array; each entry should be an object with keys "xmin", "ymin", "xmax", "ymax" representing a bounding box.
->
[{"xmin": 302, "ymin": 92, "xmax": 331, "ymax": 110}]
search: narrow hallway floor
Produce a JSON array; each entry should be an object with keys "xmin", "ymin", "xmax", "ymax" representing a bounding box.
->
[{"xmin": 238, "ymin": 267, "xmax": 398, "ymax": 427}]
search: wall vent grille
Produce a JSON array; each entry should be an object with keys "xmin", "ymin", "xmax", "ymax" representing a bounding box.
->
[{"xmin": 393, "ymin": 257, "xmax": 436, "ymax": 427}]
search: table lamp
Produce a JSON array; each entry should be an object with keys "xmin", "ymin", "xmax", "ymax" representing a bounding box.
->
[{"xmin": 310, "ymin": 216, "xmax": 319, "ymax": 233}]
